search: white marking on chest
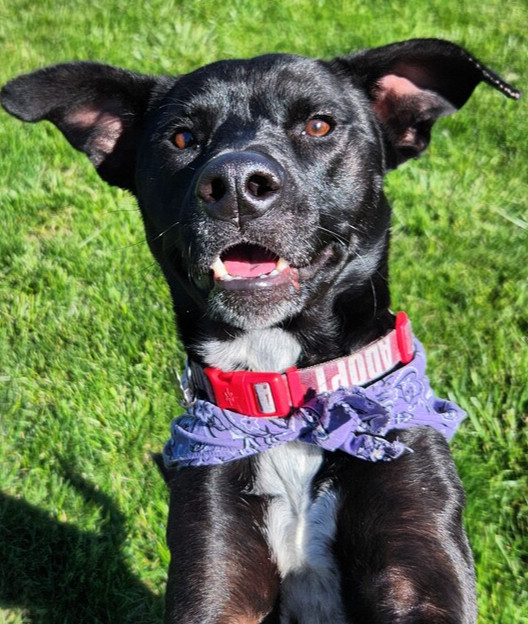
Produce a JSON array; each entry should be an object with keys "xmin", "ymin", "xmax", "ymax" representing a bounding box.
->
[
  {"xmin": 253, "ymin": 443, "xmax": 347, "ymax": 623},
  {"xmin": 197, "ymin": 327, "xmax": 302, "ymax": 372}
]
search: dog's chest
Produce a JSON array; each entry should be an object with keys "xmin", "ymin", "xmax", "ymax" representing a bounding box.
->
[
  {"xmin": 253, "ymin": 443, "xmax": 347, "ymax": 623},
  {"xmin": 197, "ymin": 327, "xmax": 303, "ymax": 371},
  {"xmin": 199, "ymin": 328, "xmax": 347, "ymax": 621}
]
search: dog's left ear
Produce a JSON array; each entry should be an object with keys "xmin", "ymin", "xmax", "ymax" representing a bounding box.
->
[{"xmin": 331, "ymin": 38, "xmax": 520, "ymax": 167}]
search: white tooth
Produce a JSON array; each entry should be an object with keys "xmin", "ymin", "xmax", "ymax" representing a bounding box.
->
[
  {"xmin": 221, "ymin": 274, "xmax": 233, "ymax": 281},
  {"xmin": 259, "ymin": 273, "xmax": 268, "ymax": 279},
  {"xmin": 269, "ymin": 269, "xmax": 279, "ymax": 277},
  {"xmin": 211, "ymin": 257, "xmax": 228, "ymax": 278},
  {"xmin": 276, "ymin": 258, "xmax": 290, "ymax": 272}
]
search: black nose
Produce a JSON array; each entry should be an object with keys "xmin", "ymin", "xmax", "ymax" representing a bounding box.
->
[{"xmin": 195, "ymin": 151, "xmax": 284, "ymax": 224}]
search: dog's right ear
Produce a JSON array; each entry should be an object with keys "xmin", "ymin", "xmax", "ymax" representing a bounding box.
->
[{"xmin": 1, "ymin": 62, "xmax": 170, "ymax": 193}]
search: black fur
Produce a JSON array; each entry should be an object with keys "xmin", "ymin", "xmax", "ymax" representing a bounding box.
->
[{"xmin": 2, "ymin": 38, "xmax": 519, "ymax": 623}]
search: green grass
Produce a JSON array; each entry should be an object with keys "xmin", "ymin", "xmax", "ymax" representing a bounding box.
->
[{"xmin": 0, "ymin": 1, "xmax": 526, "ymax": 622}]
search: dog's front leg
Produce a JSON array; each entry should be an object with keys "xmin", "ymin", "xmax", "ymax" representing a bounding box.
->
[
  {"xmin": 334, "ymin": 428, "xmax": 477, "ymax": 624},
  {"xmin": 164, "ymin": 460, "xmax": 280, "ymax": 624}
]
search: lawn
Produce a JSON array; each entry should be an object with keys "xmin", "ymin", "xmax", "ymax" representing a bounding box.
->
[{"xmin": 0, "ymin": 1, "xmax": 527, "ymax": 622}]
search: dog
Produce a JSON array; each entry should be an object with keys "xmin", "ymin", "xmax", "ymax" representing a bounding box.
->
[{"xmin": 2, "ymin": 38, "xmax": 519, "ymax": 623}]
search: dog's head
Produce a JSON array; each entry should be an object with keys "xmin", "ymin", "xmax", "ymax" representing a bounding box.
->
[{"xmin": 2, "ymin": 39, "xmax": 519, "ymax": 353}]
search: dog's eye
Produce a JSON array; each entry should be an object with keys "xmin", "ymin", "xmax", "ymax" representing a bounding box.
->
[
  {"xmin": 173, "ymin": 130, "xmax": 196, "ymax": 150},
  {"xmin": 304, "ymin": 117, "xmax": 333, "ymax": 138}
]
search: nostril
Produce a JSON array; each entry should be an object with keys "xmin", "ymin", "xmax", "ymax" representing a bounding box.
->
[
  {"xmin": 196, "ymin": 152, "xmax": 284, "ymax": 223},
  {"xmin": 246, "ymin": 173, "xmax": 280, "ymax": 199},
  {"xmin": 199, "ymin": 177, "xmax": 227, "ymax": 203}
]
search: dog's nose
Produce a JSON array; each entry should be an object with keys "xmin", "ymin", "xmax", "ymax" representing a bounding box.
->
[{"xmin": 195, "ymin": 151, "xmax": 284, "ymax": 224}]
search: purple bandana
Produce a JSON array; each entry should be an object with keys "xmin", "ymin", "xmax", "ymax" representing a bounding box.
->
[{"xmin": 163, "ymin": 339, "xmax": 466, "ymax": 467}]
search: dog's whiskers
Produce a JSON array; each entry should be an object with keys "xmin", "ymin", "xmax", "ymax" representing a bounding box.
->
[
  {"xmin": 369, "ymin": 277, "xmax": 378, "ymax": 318},
  {"xmin": 148, "ymin": 220, "xmax": 181, "ymax": 244},
  {"xmin": 315, "ymin": 225, "xmax": 350, "ymax": 247},
  {"xmin": 187, "ymin": 241, "xmax": 195, "ymax": 282},
  {"xmin": 316, "ymin": 221, "xmax": 364, "ymax": 247},
  {"xmin": 130, "ymin": 258, "xmax": 162, "ymax": 280}
]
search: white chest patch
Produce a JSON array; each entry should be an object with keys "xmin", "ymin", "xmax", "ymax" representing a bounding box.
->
[
  {"xmin": 197, "ymin": 327, "xmax": 302, "ymax": 372},
  {"xmin": 253, "ymin": 443, "xmax": 347, "ymax": 623}
]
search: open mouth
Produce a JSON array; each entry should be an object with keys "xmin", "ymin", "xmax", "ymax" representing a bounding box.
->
[{"xmin": 211, "ymin": 243, "xmax": 297, "ymax": 290}]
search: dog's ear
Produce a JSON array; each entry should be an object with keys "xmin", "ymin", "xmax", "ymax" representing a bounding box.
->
[
  {"xmin": 331, "ymin": 39, "xmax": 520, "ymax": 167},
  {"xmin": 1, "ymin": 62, "xmax": 170, "ymax": 192}
]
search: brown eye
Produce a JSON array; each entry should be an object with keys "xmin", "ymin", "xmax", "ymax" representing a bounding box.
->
[
  {"xmin": 173, "ymin": 130, "xmax": 195, "ymax": 149},
  {"xmin": 304, "ymin": 118, "xmax": 333, "ymax": 138}
]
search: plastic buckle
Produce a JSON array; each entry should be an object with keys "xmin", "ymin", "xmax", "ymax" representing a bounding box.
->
[
  {"xmin": 204, "ymin": 368, "xmax": 293, "ymax": 418},
  {"xmin": 395, "ymin": 311, "xmax": 414, "ymax": 364}
]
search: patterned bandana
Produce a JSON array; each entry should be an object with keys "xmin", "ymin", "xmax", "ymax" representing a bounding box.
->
[{"xmin": 163, "ymin": 339, "xmax": 466, "ymax": 467}]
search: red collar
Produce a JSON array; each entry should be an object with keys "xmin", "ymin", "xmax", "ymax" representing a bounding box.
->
[{"xmin": 186, "ymin": 312, "xmax": 413, "ymax": 419}]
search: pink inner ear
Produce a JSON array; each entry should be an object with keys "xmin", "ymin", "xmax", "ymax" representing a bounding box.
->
[
  {"xmin": 66, "ymin": 105, "xmax": 124, "ymax": 160},
  {"xmin": 371, "ymin": 74, "xmax": 424, "ymax": 122}
]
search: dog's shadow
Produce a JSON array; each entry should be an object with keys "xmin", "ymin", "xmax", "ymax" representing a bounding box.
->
[{"xmin": 0, "ymin": 467, "xmax": 163, "ymax": 623}]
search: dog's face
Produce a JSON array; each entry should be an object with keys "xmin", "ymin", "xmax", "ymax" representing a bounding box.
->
[
  {"xmin": 136, "ymin": 54, "xmax": 388, "ymax": 330},
  {"xmin": 1, "ymin": 40, "xmax": 519, "ymax": 347}
]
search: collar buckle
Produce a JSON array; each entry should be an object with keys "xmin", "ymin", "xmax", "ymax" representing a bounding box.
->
[{"xmin": 203, "ymin": 368, "xmax": 298, "ymax": 418}]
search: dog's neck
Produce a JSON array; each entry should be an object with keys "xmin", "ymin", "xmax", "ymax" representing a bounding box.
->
[{"xmin": 175, "ymin": 266, "xmax": 393, "ymax": 373}]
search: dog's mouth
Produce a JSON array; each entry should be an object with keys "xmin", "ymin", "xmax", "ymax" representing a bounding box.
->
[
  {"xmin": 209, "ymin": 242, "xmax": 339, "ymax": 293},
  {"xmin": 203, "ymin": 241, "xmax": 343, "ymax": 327},
  {"xmin": 210, "ymin": 243, "xmax": 297, "ymax": 291}
]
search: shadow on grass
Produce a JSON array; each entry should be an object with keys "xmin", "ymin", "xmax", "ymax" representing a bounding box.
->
[{"xmin": 0, "ymin": 468, "xmax": 163, "ymax": 623}]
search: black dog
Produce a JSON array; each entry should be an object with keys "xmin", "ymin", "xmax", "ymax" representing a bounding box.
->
[{"xmin": 2, "ymin": 39, "xmax": 519, "ymax": 623}]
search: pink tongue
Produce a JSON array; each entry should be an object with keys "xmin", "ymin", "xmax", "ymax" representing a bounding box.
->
[{"xmin": 223, "ymin": 247, "xmax": 278, "ymax": 278}]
